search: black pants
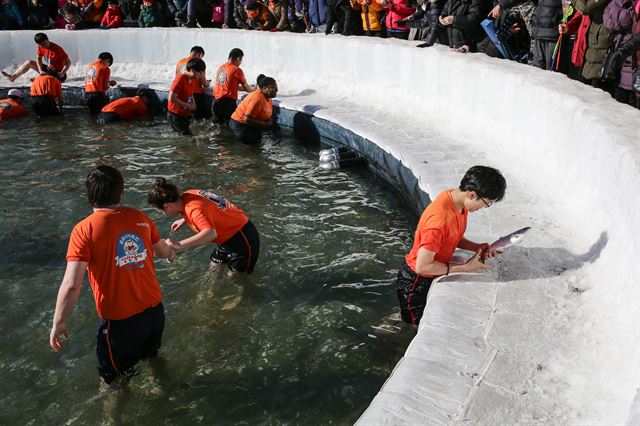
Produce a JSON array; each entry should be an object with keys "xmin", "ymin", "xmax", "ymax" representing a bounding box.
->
[
  {"xmin": 167, "ymin": 111, "xmax": 192, "ymax": 135},
  {"xmin": 31, "ymin": 95, "xmax": 59, "ymax": 117},
  {"xmin": 97, "ymin": 111, "xmax": 119, "ymax": 125},
  {"xmin": 211, "ymin": 220, "xmax": 260, "ymax": 274},
  {"xmin": 193, "ymin": 93, "xmax": 212, "ymax": 119},
  {"xmin": 614, "ymin": 87, "xmax": 639, "ymax": 109},
  {"xmin": 396, "ymin": 261, "xmax": 435, "ymax": 325},
  {"xmin": 85, "ymin": 92, "xmax": 107, "ymax": 115},
  {"xmin": 229, "ymin": 118, "xmax": 263, "ymax": 145},
  {"xmin": 96, "ymin": 303, "xmax": 165, "ymax": 384},
  {"xmin": 42, "ymin": 65, "xmax": 67, "ymax": 82},
  {"xmin": 212, "ymin": 97, "xmax": 237, "ymax": 124}
]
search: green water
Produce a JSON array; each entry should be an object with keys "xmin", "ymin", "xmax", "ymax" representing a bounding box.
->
[{"xmin": 0, "ymin": 112, "xmax": 417, "ymax": 425}]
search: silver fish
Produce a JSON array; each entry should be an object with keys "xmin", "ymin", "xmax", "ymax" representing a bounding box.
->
[{"xmin": 488, "ymin": 226, "xmax": 532, "ymax": 251}]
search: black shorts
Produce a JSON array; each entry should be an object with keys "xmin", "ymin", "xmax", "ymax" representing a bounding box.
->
[
  {"xmin": 96, "ymin": 303, "xmax": 165, "ymax": 384},
  {"xmin": 212, "ymin": 97, "xmax": 237, "ymax": 124},
  {"xmin": 192, "ymin": 93, "xmax": 212, "ymax": 119},
  {"xmin": 211, "ymin": 220, "xmax": 260, "ymax": 274},
  {"xmin": 85, "ymin": 92, "xmax": 106, "ymax": 115},
  {"xmin": 167, "ymin": 111, "xmax": 192, "ymax": 136},
  {"xmin": 97, "ymin": 111, "xmax": 119, "ymax": 125},
  {"xmin": 229, "ymin": 118, "xmax": 263, "ymax": 145},
  {"xmin": 396, "ymin": 262, "xmax": 435, "ymax": 326},
  {"xmin": 42, "ymin": 65, "xmax": 67, "ymax": 82},
  {"xmin": 31, "ymin": 95, "xmax": 59, "ymax": 117}
]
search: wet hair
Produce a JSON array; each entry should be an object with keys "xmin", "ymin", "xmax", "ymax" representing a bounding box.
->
[
  {"xmin": 459, "ymin": 165, "xmax": 506, "ymax": 202},
  {"xmin": 228, "ymin": 48, "xmax": 244, "ymax": 60},
  {"xmin": 98, "ymin": 51, "xmax": 113, "ymax": 64},
  {"xmin": 136, "ymin": 88, "xmax": 150, "ymax": 99},
  {"xmin": 148, "ymin": 177, "xmax": 180, "ymax": 208},
  {"xmin": 85, "ymin": 165, "xmax": 124, "ymax": 207},
  {"xmin": 34, "ymin": 33, "xmax": 48, "ymax": 44},
  {"xmin": 257, "ymin": 75, "xmax": 276, "ymax": 89},
  {"xmin": 190, "ymin": 45, "xmax": 205, "ymax": 56},
  {"xmin": 185, "ymin": 57, "xmax": 206, "ymax": 73}
]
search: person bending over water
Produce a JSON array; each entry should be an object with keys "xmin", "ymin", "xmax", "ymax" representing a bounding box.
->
[
  {"xmin": 50, "ymin": 166, "xmax": 175, "ymax": 385},
  {"xmin": 97, "ymin": 89, "xmax": 151, "ymax": 124},
  {"xmin": 148, "ymin": 178, "xmax": 260, "ymax": 274},
  {"xmin": 228, "ymin": 75, "xmax": 278, "ymax": 145},
  {"xmin": 397, "ymin": 165, "xmax": 507, "ymax": 326}
]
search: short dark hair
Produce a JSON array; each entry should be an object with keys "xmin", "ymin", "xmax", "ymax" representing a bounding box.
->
[
  {"xmin": 190, "ymin": 45, "xmax": 205, "ymax": 56},
  {"xmin": 148, "ymin": 177, "xmax": 180, "ymax": 208},
  {"xmin": 34, "ymin": 33, "xmax": 48, "ymax": 44},
  {"xmin": 459, "ymin": 166, "xmax": 506, "ymax": 202},
  {"xmin": 85, "ymin": 165, "xmax": 124, "ymax": 207},
  {"xmin": 229, "ymin": 48, "xmax": 244, "ymax": 60},
  {"xmin": 257, "ymin": 75, "xmax": 276, "ymax": 89},
  {"xmin": 185, "ymin": 57, "xmax": 206, "ymax": 73},
  {"xmin": 136, "ymin": 88, "xmax": 150, "ymax": 98},
  {"xmin": 98, "ymin": 51, "xmax": 113, "ymax": 64}
]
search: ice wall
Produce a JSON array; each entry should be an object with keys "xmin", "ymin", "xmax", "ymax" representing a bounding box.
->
[{"xmin": 1, "ymin": 29, "xmax": 639, "ymax": 424}]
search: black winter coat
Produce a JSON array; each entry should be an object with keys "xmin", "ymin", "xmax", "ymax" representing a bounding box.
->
[
  {"xmin": 442, "ymin": 0, "xmax": 491, "ymax": 45},
  {"xmin": 530, "ymin": 0, "xmax": 562, "ymax": 40}
]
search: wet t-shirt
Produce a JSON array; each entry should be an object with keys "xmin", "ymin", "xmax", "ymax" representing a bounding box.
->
[
  {"xmin": 30, "ymin": 75, "xmax": 62, "ymax": 98},
  {"xmin": 175, "ymin": 57, "xmax": 205, "ymax": 94},
  {"xmin": 214, "ymin": 62, "xmax": 247, "ymax": 101},
  {"xmin": 84, "ymin": 60, "xmax": 110, "ymax": 94},
  {"xmin": 181, "ymin": 189, "xmax": 249, "ymax": 244},
  {"xmin": 230, "ymin": 90, "xmax": 272, "ymax": 124},
  {"xmin": 101, "ymin": 96, "xmax": 149, "ymax": 121},
  {"xmin": 168, "ymin": 73, "xmax": 194, "ymax": 117},
  {"xmin": 37, "ymin": 42, "xmax": 69, "ymax": 72},
  {"xmin": 0, "ymin": 98, "xmax": 28, "ymax": 121}
]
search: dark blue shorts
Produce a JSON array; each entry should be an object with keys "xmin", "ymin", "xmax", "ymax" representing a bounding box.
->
[
  {"xmin": 211, "ymin": 220, "xmax": 260, "ymax": 274},
  {"xmin": 85, "ymin": 92, "xmax": 106, "ymax": 115},
  {"xmin": 167, "ymin": 111, "xmax": 192, "ymax": 136},
  {"xmin": 229, "ymin": 118, "xmax": 263, "ymax": 145},
  {"xmin": 96, "ymin": 303, "xmax": 165, "ymax": 384},
  {"xmin": 396, "ymin": 262, "xmax": 434, "ymax": 326}
]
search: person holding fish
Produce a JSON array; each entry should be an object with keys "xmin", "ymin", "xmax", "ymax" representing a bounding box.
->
[{"xmin": 396, "ymin": 165, "xmax": 507, "ymax": 326}]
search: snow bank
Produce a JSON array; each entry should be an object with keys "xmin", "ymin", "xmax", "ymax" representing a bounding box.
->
[{"xmin": 1, "ymin": 29, "xmax": 638, "ymax": 424}]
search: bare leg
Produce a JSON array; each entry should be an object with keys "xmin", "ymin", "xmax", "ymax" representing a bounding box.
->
[{"xmin": 2, "ymin": 60, "xmax": 39, "ymax": 82}]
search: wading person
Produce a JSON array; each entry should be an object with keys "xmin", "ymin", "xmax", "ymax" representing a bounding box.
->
[
  {"xmin": 0, "ymin": 89, "xmax": 29, "ymax": 121},
  {"xmin": 2, "ymin": 33, "xmax": 71, "ymax": 82},
  {"xmin": 167, "ymin": 57, "xmax": 206, "ymax": 136},
  {"xmin": 212, "ymin": 48, "xmax": 254, "ymax": 125},
  {"xmin": 30, "ymin": 73, "xmax": 63, "ymax": 117},
  {"xmin": 84, "ymin": 52, "xmax": 117, "ymax": 115},
  {"xmin": 397, "ymin": 165, "xmax": 507, "ymax": 326},
  {"xmin": 175, "ymin": 46, "xmax": 211, "ymax": 119},
  {"xmin": 49, "ymin": 166, "xmax": 176, "ymax": 385},
  {"xmin": 228, "ymin": 75, "xmax": 277, "ymax": 145},
  {"xmin": 97, "ymin": 89, "xmax": 151, "ymax": 124},
  {"xmin": 148, "ymin": 177, "xmax": 260, "ymax": 274}
]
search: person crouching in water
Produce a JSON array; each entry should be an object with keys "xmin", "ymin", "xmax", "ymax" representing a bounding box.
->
[
  {"xmin": 97, "ymin": 89, "xmax": 151, "ymax": 125},
  {"xmin": 30, "ymin": 73, "xmax": 63, "ymax": 117},
  {"xmin": 0, "ymin": 89, "xmax": 29, "ymax": 122},
  {"xmin": 148, "ymin": 178, "xmax": 260, "ymax": 274},
  {"xmin": 228, "ymin": 75, "xmax": 277, "ymax": 145},
  {"xmin": 397, "ymin": 165, "xmax": 507, "ymax": 326},
  {"xmin": 167, "ymin": 57, "xmax": 206, "ymax": 136}
]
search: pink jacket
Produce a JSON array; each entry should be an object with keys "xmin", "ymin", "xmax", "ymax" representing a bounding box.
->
[
  {"xmin": 565, "ymin": 11, "xmax": 590, "ymax": 68},
  {"xmin": 384, "ymin": 0, "xmax": 415, "ymax": 31},
  {"xmin": 100, "ymin": 6, "xmax": 122, "ymax": 27}
]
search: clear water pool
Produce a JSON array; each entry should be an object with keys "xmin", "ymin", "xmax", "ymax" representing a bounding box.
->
[{"xmin": 0, "ymin": 111, "xmax": 417, "ymax": 424}]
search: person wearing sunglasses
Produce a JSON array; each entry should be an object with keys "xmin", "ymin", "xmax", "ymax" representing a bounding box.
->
[{"xmin": 396, "ymin": 165, "xmax": 507, "ymax": 326}]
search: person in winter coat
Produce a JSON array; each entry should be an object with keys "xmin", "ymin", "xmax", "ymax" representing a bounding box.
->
[
  {"xmin": 603, "ymin": 0, "xmax": 638, "ymax": 107},
  {"xmin": 440, "ymin": 0, "xmax": 491, "ymax": 50},
  {"xmin": 384, "ymin": 0, "xmax": 415, "ymax": 38},
  {"xmin": 2, "ymin": 0, "xmax": 24, "ymax": 27},
  {"xmin": 244, "ymin": 0, "xmax": 276, "ymax": 29},
  {"xmin": 574, "ymin": 0, "xmax": 614, "ymax": 87},
  {"xmin": 267, "ymin": 0, "xmax": 290, "ymax": 30},
  {"xmin": 27, "ymin": 0, "xmax": 53, "ymax": 28},
  {"xmin": 184, "ymin": 0, "xmax": 213, "ymax": 27},
  {"xmin": 138, "ymin": 0, "xmax": 162, "ymax": 26},
  {"xmin": 326, "ymin": 0, "xmax": 357, "ymax": 34},
  {"xmin": 233, "ymin": 0, "xmax": 247, "ymax": 26},
  {"xmin": 308, "ymin": 0, "xmax": 327, "ymax": 30},
  {"xmin": 350, "ymin": 0, "xmax": 385, "ymax": 36},
  {"xmin": 167, "ymin": 0, "xmax": 188, "ymax": 24},
  {"xmin": 100, "ymin": 0, "xmax": 122, "ymax": 26}
]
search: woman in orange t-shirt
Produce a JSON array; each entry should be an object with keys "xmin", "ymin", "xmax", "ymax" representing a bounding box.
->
[
  {"xmin": 229, "ymin": 75, "xmax": 278, "ymax": 145},
  {"xmin": 148, "ymin": 177, "xmax": 260, "ymax": 274}
]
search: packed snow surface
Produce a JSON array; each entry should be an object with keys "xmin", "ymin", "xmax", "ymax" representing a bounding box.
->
[{"xmin": 1, "ymin": 29, "xmax": 639, "ymax": 424}]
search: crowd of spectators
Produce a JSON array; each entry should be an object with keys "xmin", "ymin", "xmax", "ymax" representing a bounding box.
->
[{"xmin": 1, "ymin": 0, "xmax": 638, "ymax": 108}]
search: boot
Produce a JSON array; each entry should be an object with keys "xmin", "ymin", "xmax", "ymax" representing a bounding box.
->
[{"xmin": 185, "ymin": 15, "xmax": 196, "ymax": 27}]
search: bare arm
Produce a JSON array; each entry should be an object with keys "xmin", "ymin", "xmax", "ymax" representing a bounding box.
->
[
  {"xmin": 240, "ymin": 82, "xmax": 255, "ymax": 93},
  {"xmin": 167, "ymin": 228, "xmax": 217, "ymax": 250},
  {"xmin": 414, "ymin": 247, "xmax": 487, "ymax": 276},
  {"xmin": 457, "ymin": 237, "xmax": 482, "ymax": 252},
  {"xmin": 60, "ymin": 57, "xmax": 72, "ymax": 76},
  {"xmin": 153, "ymin": 239, "xmax": 176, "ymax": 262},
  {"xmin": 244, "ymin": 115, "xmax": 272, "ymax": 129},
  {"xmin": 169, "ymin": 91, "xmax": 196, "ymax": 111},
  {"xmin": 37, "ymin": 56, "xmax": 44, "ymax": 74},
  {"xmin": 50, "ymin": 261, "xmax": 87, "ymax": 352}
]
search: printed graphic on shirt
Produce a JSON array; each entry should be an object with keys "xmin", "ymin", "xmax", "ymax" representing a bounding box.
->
[
  {"xmin": 198, "ymin": 190, "xmax": 228, "ymax": 210},
  {"xmin": 42, "ymin": 56, "xmax": 51, "ymax": 67},
  {"xmin": 114, "ymin": 232, "xmax": 148, "ymax": 268},
  {"xmin": 84, "ymin": 66, "xmax": 97, "ymax": 85},
  {"xmin": 216, "ymin": 68, "xmax": 227, "ymax": 85}
]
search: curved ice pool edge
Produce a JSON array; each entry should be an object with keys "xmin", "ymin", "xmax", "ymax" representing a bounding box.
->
[{"xmin": 2, "ymin": 28, "xmax": 639, "ymax": 424}]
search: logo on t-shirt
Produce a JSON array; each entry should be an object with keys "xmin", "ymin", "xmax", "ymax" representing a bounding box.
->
[
  {"xmin": 114, "ymin": 232, "xmax": 148, "ymax": 268},
  {"xmin": 85, "ymin": 66, "xmax": 97, "ymax": 84},
  {"xmin": 42, "ymin": 56, "xmax": 51, "ymax": 67},
  {"xmin": 216, "ymin": 68, "xmax": 227, "ymax": 85},
  {"xmin": 199, "ymin": 190, "xmax": 229, "ymax": 210}
]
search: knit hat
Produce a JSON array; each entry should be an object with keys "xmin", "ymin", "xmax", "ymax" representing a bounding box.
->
[{"xmin": 8, "ymin": 89, "xmax": 24, "ymax": 98}]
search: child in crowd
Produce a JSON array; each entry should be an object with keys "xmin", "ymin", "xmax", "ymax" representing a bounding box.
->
[
  {"xmin": 383, "ymin": 0, "xmax": 415, "ymax": 39},
  {"xmin": 244, "ymin": 0, "xmax": 276, "ymax": 30},
  {"xmin": 101, "ymin": 0, "xmax": 123, "ymax": 26},
  {"xmin": 2, "ymin": 0, "xmax": 24, "ymax": 28},
  {"xmin": 139, "ymin": 0, "xmax": 162, "ymax": 26},
  {"xmin": 350, "ymin": 0, "xmax": 384, "ymax": 36}
]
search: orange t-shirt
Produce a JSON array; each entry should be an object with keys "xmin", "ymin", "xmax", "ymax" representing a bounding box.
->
[
  {"xmin": 84, "ymin": 60, "xmax": 111, "ymax": 94},
  {"xmin": 175, "ymin": 57, "xmax": 205, "ymax": 94},
  {"xmin": 66, "ymin": 207, "xmax": 162, "ymax": 320},
  {"xmin": 230, "ymin": 90, "xmax": 272, "ymax": 124},
  {"xmin": 168, "ymin": 73, "xmax": 194, "ymax": 117},
  {"xmin": 37, "ymin": 42, "xmax": 69, "ymax": 72},
  {"xmin": 214, "ymin": 62, "xmax": 247, "ymax": 101},
  {"xmin": 405, "ymin": 190, "xmax": 468, "ymax": 276},
  {"xmin": 0, "ymin": 98, "xmax": 28, "ymax": 121},
  {"xmin": 101, "ymin": 96, "xmax": 149, "ymax": 121},
  {"xmin": 181, "ymin": 189, "xmax": 249, "ymax": 244},
  {"xmin": 30, "ymin": 75, "xmax": 62, "ymax": 98}
]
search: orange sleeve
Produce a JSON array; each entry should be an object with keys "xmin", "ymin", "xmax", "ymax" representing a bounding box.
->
[
  {"xmin": 235, "ymin": 68, "xmax": 247, "ymax": 86},
  {"xmin": 101, "ymin": 67, "xmax": 110, "ymax": 91},
  {"xmin": 170, "ymin": 74, "xmax": 183, "ymax": 93},
  {"xmin": 419, "ymin": 228, "xmax": 444, "ymax": 253},
  {"xmin": 66, "ymin": 224, "xmax": 91, "ymax": 262},
  {"xmin": 243, "ymin": 95, "xmax": 263, "ymax": 119},
  {"xmin": 189, "ymin": 208, "xmax": 215, "ymax": 232},
  {"xmin": 57, "ymin": 44, "xmax": 69, "ymax": 62}
]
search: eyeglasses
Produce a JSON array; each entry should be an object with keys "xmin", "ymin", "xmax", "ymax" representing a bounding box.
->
[{"xmin": 480, "ymin": 198, "xmax": 494, "ymax": 208}]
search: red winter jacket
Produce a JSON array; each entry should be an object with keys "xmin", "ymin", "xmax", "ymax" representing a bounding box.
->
[
  {"xmin": 565, "ymin": 11, "xmax": 590, "ymax": 67},
  {"xmin": 384, "ymin": 0, "xmax": 415, "ymax": 31},
  {"xmin": 100, "ymin": 5, "xmax": 122, "ymax": 27}
]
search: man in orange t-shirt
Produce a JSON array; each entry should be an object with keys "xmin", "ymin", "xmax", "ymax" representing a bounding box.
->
[
  {"xmin": 175, "ymin": 46, "xmax": 211, "ymax": 119},
  {"xmin": 229, "ymin": 75, "xmax": 277, "ymax": 145},
  {"xmin": 30, "ymin": 74, "xmax": 63, "ymax": 117},
  {"xmin": 50, "ymin": 166, "xmax": 175, "ymax": 385},
  {"xmin": 2, "ymin": 33, "xmax": 71, "ymax": 83},
  {"xmin": 97, "ymin": 89, "xmax": 151, "ymax": 124},
  {"xmin": 85, "ymin": 52, "xmax": 117, "ymax": 115},
  {"xmin": 397, "ymin": 166, "xmax": 507, "ymax": 326},
  {"xmin": 0, "ymin": 89, "xmax": 29, "ymax": 122},
  {"xmin": 148, "ymin": 178, "xmax": 261, "ymax": 274},
  {"xmin": 167, "ymin": 57, "xmax": 206, "ymax": 136},
  {"xmin": 213, "ymin": 48, "xmax": 254, "ymax": 124}
]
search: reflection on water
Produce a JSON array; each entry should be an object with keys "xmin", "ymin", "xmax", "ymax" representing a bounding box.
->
[{"xmin": 0, "ymin": 112, "xmax": 417, "ymax": 424}]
